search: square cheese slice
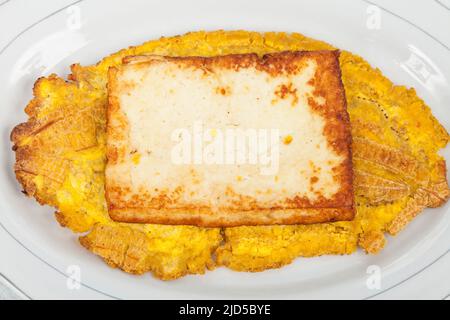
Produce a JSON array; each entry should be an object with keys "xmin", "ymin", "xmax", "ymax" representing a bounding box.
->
[{"xmin": 106, "ymin": 51, "xmax": 354, "ymax": 227}]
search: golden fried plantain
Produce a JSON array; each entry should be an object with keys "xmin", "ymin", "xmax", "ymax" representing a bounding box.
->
[{"xmin": 11, "ymin": 30, "xmax": 449, "ymax": 278}]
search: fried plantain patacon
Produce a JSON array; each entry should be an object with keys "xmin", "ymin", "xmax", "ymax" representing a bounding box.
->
[{"xmin": 11, "ymin": 31, "xmax": 449, "ymax": 279}]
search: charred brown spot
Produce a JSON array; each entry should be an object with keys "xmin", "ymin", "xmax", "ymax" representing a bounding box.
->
[
  {"xmin": 106, "ymin": 147, "xmax": 119, "ymax": 164},
  {"xmin": 274, "ymin": 83, "xmax": 298, "ymax": 106},
  {"xmin": 215, "ymin": 86, "xmax": 231, "ymax": 96}
]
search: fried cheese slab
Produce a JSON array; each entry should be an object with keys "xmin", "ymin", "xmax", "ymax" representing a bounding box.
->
[
  {"xmin": 106, "ymin": 52, "xmax": 354, "ymax": 227},
  {"xmin": 11, "ymin": 31, "xmax": 449, "ymax": 279}
]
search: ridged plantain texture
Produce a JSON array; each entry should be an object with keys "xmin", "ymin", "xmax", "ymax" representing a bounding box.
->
[{"xmin": 11, "ymin": 31, "xmax": 449, "ymax": 279}]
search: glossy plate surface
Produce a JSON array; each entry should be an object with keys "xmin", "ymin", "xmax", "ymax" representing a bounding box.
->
[{"xmin": 0, "ymin": 0, "xmax": 449, "ymax": 299}]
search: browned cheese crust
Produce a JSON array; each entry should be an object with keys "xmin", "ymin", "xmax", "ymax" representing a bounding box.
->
[{"xmin": 106, "ymin": 51, "xmax": 355, "ymax": 227}]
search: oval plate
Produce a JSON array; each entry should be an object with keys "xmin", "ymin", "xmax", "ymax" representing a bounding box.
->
[{"xmin": 0, "ymin": 0, "xmax": 449, "ymax": 299}]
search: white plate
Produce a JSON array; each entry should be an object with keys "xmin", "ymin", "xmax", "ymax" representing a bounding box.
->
[{"xmin": 0, "ymin": 0, "xmax": 449, "ymax": 300}]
